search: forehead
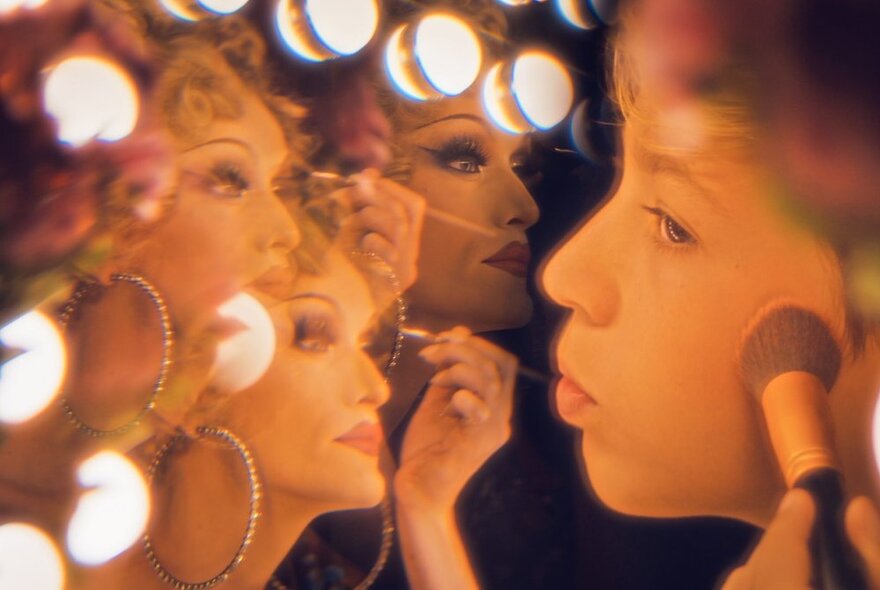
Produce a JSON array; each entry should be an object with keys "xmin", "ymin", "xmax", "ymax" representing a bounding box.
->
[{"xmin": 293, "ymin": 250, "xmax": 375, "ymax": 331}]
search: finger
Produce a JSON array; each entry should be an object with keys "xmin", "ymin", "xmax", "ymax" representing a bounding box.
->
[
  {"xmin": 749, "ymin": 489, "xmax": 816, "ymax": 590},
  {"xmin": 430, "ymin": 363, "xmax": 500, "ymax": 402},
  {"xmin": 419, "ymin": 338, "xmax": 490, "ymax": 372},
  {"xmin": 445, "ymin": 389, "xmax": 490, "ymax": 424},
  {"xmin": 846, "ymin": 496, "xmax": 880, "ymax": 590},
  {"xmin": 360, "ymin": 232, "xmax": 398, "ymax": 266},
  {"xmin": 373, "ymin": 178, "xmax": 427, "ymax": 220},
  {"xmin": 349, "ymin": 205, "xmax": 405, "ymax": 245}
]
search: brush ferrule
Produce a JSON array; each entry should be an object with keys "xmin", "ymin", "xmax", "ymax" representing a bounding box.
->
[{"xmin": 761, "ymin": 371, "xmax": 841, "ymax": 487}]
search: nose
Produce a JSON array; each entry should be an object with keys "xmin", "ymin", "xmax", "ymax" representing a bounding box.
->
[
  {"xmin": 254, "ymin": 192, "xmax": 301, "ymax": 258},
  {"xmin": 540, "ymin": 202, "xmax": 620, "ymax": 328},
  {"xmin": 354, "ymin": 351, "xmax": 390, "ymax": 408},
  {"xmin": 497, "ymin": 171, "xmax": 540, "ymax": 230}
]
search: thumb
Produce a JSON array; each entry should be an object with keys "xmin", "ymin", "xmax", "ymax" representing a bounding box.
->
[{"xmin": 722, "ymin": 488, "xmax": 815, "ymax": 590}]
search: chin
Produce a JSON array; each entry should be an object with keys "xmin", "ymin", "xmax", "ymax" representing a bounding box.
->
[{"xmin": 472, "ymin": 293, "xmax": 534, "ymax": 332}]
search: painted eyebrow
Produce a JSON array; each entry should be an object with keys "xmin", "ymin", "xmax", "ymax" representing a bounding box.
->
[
  {"xmin": 413, "ymin": 113, "xmax": 491, "ymax": 132},
  {"xmin": 288, "ymin": 292, "xmax": 341, "ymax": 312},
  {"xmin": 182, "ymin": 137, "xmax": 257, "ymax": 160}
]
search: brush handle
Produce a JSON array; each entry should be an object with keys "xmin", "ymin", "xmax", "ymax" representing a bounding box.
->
[{"xmin": 795, "ymin": 469, "xmax": 868, "ymax": 590}]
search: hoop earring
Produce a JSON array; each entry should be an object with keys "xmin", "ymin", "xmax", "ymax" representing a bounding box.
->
[
  {"xmin": 58, "ymin": 272, "xmax": 174, "ymax": 437},
  {"xmin": 144, "ymin": 425, "xmax": 262, "ymax": 590}
]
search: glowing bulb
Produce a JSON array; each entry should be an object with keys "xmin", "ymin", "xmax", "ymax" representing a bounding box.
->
[
  {"xmin": 496, "ymin": 0, "xmax": 531, "ymax": 4},
  {"xmin": 482, "ymin": 62, "xmax": 529, "ymax": 134},
  {"xmin": 511, "ymin": 51, "xmax": 573, "ymax": 130},
  {"xmin": 157, "ymin": 0, "xmax": 201, "ymax": 21},
  {"xmin": 555, "ymin": 0, "xmax": 597, "ymax": 29},
  {"xmin": 414, "ymin": 14, "xmax": 482, "ymax": 96},
  {"xmin": 385, "ymin": 25, "xmax": 430, "ymax": 101},
  {"xmin": 43, "ymin": 56, "xmax": 139, "ymax": 147},
  {"xmin": 275, "ymin": 0, "xmax": 331, "ymax": 62},
  {"xmin": 210, "ymin": 292, "xmax": 275, "ymax": 394},
  {"xmin": 0, "ymin": 310, "xmax": 66, "ymax": 424},
  {"xmin": 0, "ymin": 523, "xmax": 64, "ymax": 590},
  {"xmin": 305, "ymin": 0, "xmax": 378, "ymax": 56},
  {"xmin": 570, "ymin": 98, "xmax": 598, "ymax": 161},
  {"xmin": 198, "ymin": 0, "xmax": 249, "ymax": 14},
  {"xmin": 0, "ymin": 0, "xmax": 49, "ymax": 15},
  {"xmin": 67, "ymin": 450, "xmax": 149, "ymax": 566}
]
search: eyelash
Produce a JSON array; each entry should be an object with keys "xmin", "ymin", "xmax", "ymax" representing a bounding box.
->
[
  {"xmin": 292, "ymin": 311, "xmax": 338, "ymax": 353},
  {"xmin": 421, "ymin": 135, "xmax": 490, "ymax": 174},
  {"xmin": 641, "ymin": 206, "xmax": 696, "ymax": 249},
  {"xmin": 207, "ymin": 162, "xmax": 251, "ymax": 199}
]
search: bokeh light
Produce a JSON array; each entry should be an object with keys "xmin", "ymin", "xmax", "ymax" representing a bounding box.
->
[
  {"xmin": 210, "ymin": 292, "xmax": 276, "ymax": 394},
  {"xmin": 43, "ymin": 56, "xmax": 139, "ymax": 147},
  {"xmin": 511, "ymin": 51, "xmax": 573, "ymax": 130},
  {"xmin": 385, "ymin": 24, "xmax": 430, "ymax": 101},
  {"xmin": 482, "ymin": 61, "xmax": 530, "ymax": 134},
  {"xmin": 0, "ymin": 310, "xmax": 66, "ymax": 424},
  {"xmin": 67, "ymin": 450, "xmax": 149, "ymax": 566},
  {"xmin": 555, "ymin": 0, "xmax": 597, "ymax": 30},
  {"xmin": 570, "ymin": 98, "xmax": 598, "ymax": 161},
  {"xmin": 0, "ymin": 0, "xmax": 49, "ymax": 15},
  {"xmin": 275, "ymin": 0, "xmax": 332, "ymax": 62},
  {"xmin": 414, "ymin": 14, "xmax": 482, "ymax": 96},
  {"xmin": 0, "ymin": 523, "xmax": 64, "ymax": 590},
  {"xmin": 306, "ymin": 0, "xmax": 378, "ymax": 56},
  {"xmin": 198, "ymin": 0, "xmax": 249, "ymax": 15},
  {"xmin": 157, "ymin": 0, "xmax": 202, "ymax": 22}
]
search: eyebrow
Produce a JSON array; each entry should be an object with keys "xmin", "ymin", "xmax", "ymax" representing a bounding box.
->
[
  {"xmin": 182, "ymin": 137, "xmax": 257, "ymax": 160},
  {"xmin": 289, "ymin": 292, "xmax": 341, "ymax": 312},
  {"xmin": 413, "ymin": 113, "xmax": 491, "ymax": 132},
  {"xmin": 632, "ymin": 142, "xmax": 731, "ymax": 215}
]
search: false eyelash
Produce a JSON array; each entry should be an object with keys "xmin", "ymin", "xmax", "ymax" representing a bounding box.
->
[
  {"xmin": 422, "ymin": 135, "xmax": 490, "ymax": 172},
  {"xmin": 641, "ymin": 205, "xmax": 698, "ymax": 252},
  {"xmin": 207, "ymin": 162, "xmax": 251, "ymax": 198},
  {"xmin": 293, "ymin": 311, "xmax": 337, "ymax": 353}
]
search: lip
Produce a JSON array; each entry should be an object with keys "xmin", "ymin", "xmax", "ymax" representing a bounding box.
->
[
  {"xmin": 555, "ymin": 375, "xmax": 597, "ymax": 422},
  {"xmin": 334, "ymin": 421, "xmax": 383, "ymax": 457},
  {"xmin": 250, "ymin": 265, "xmax": 296, "ymax": 300},
  {"xmin": 482, "ymin": 241, "xmax": 530, "ymax": 278}
]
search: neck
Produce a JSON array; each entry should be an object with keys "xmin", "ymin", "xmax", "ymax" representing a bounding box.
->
[{"xmin": 142, "ymin": 433, "xmax": 319, "ymax": 590}]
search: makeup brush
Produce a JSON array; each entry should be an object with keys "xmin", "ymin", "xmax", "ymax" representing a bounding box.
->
[
  {"xmin": 310, "ymin": 170, "xmax": 497, "ymax": 238},
  {"xmin": 401, "ymin": 326, "xmax": 550, "ymax": 385},
  {"xmin": 738, "ymin": 303, "xmax": 867, "ymax": 590}
]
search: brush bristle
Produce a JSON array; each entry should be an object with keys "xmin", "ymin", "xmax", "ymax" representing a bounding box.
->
[{"xmin": 738, "ymin": 304, "xmax": 842, "ymax": 399}]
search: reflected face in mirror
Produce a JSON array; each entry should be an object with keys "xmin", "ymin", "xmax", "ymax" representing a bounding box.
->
[
  {"xmin": 122, "ymin": 58, "xmax": 301, "ymax": 326},
  {"xmin": 541, "ymin": 124, "xmax": 847, "ymax": 524},
  {"xmin": 398, "ymin": 93, "xmax": 540, "ymax": 333},
  {"xmin": 225, "ymin": 248, "xmax": 389, "ymax": 510}
]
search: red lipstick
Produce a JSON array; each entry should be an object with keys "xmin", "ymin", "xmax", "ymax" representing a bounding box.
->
[
  {"xmin": 482, "ymin": 241, "xmax": 530, "ymax": 278},
  {"xmin": 335, "ymin": 421, "xmax": 383, "ymax": 457}
]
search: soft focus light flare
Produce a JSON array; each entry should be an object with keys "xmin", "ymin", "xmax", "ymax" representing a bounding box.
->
[
  {"xmin": 43, "ymin": 56, "xmax": 139, "ymax": 147},
  {"xmin": 211, "ymin": 292, "xmax": 275, "ymax": 394},
  {"xmin": 0, "ymin": 310, "xmax": 66, "ymax": 424},
  {"xmin": 0, "ymin": 523, "xmax": 64, "ymax": 590},
  {"xmin": 0, "ymin": 0, "xmax": 48, "ymax": 15},
  {"xmin": 414, "ymin": 14, "xmax": 481, "ymax": 96},
  {"xmin": 306, "ymin": 0, "xmax": 378, "ymax": 56},
  {"xmin": 157, "ymin": 0, "xmax": 201, "ymax": 21},
  {"xmin": 555, "ymin": 0, "xmax": 595, "ymax": 29},
  {"xmin": 275, "ymin": 0, "xmax": 326, "ymax": 62},
  {"xmin": 482, "ymin": 62, "xmax": 528, "ymax": 134},
  {"xmin": 385, "ymin": 25, "xmax": 430, "ymax": 101},
  {"xmin": 67, "ymin": 450, "xmax": 149, "ymax": 566},
  {"xmin": 873, "ymin": 385, "xmax": 880, "ymax": 478},
  {"xmin": 198, "ymin": 0, "xmax": 249, "ymax": 14},
  {"xmin": 511, "ymin": 51, "xmax": 573, "ymax": 130}
]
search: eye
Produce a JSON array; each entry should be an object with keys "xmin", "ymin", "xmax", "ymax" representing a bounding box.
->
[
  {"xmin": 208, "ymin": 163, "xmax": 251, "ymax": 199},
  {"xmin": 292, "ymin": 311, "xmax": 338, "ymax": 353},
  {"xmin": 642, "ymin": 206, "xmax": 696, "ymax": 245},
  {"xmin": 419, "ymin": 135, "xmax": 489, "ymax": 175}
]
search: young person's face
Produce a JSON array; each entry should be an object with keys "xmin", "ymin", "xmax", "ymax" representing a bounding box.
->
[
  {"xmin": 541, "ymin": 125, "xmax": 848, "ymax": 524},
  {"xmin": 398, "ymin": 93, "xmax": 540, "ymax": 333}
]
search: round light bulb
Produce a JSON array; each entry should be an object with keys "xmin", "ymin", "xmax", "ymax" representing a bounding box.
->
[
  {"xmin": 198, "ymin": 0, "xmax": 250, "ymax": 14},
  {"xmin": 210, "ymin": 292, "xmax": 276, "ymax": 394},
  {"xmin": 67, "ymin": 450, "xmax": 150, "ymax": 566},
  {"xmin": 43, "ymin": 56, "xmax": 139, "ymax": 147},
  {"xmin": 0, "ymin": 310, "xmax": 66, "ymax": 424},
  {"xmin": 414, "ymin": 13, "xmax": 482, "ymax": 96},
  {"xmin": 0, "ymin": 523, "xmax": 64, "ymax": 590},
  {"xmin": 511, "ymin": 51, "xmax": 573, "ymax": 130},
  {"xmin": 305, "ymin": 0, "xmax": 378, "ymax": 56}
]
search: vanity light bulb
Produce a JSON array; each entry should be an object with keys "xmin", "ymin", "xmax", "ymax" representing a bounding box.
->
[
  {"xmin": 43, "ymin": 56, "xmax": 139, "ymax": 147},
  {"xmin": 0, "ymin": 310, "xmax": 66, "ymax": 424},
  {"xmin": 0, "ymin": 524, "xmax": 64, "ymax": 589},
  {"xmin": 0, "ymin": 0, "xmax": 48, "ymax": 15},
  {"xmin": 198, "ymin": 0, "xmax": 250, "ymax": 14},
  {"xmin": 275, "ymin": 0, "xmax": 378, "ymax": 62}
]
